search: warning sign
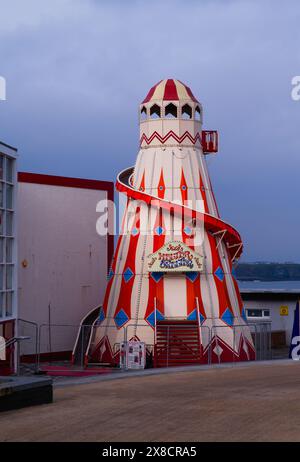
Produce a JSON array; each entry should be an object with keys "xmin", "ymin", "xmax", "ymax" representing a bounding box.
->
[
  {"xmin": 280, "ymin": 306, "xmax": 289, "ymax": 316},
  {"xmin": 120, "ymin": 341, "xmax": 146, "ymax": 370}
]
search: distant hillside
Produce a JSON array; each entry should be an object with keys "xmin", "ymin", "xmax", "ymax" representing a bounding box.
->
[{"xmin": 236, "ymin": 263, "xmax": 300, "ymax": 281}]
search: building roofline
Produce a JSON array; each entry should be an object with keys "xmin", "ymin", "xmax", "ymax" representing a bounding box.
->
[
  {"xmin": 18, "ymin": 171, "xmax": 114, "ymax": 193},
  {"xmin": 0, "ymin": 141, "xmax": 18, "ymax": 152},
  {"xmin": 240, "ymin": 289, "xmax": 300, "ymax": 294},
  {"xmin": 241, "ymin": 290, "xmax": 300, "ymax": 301}
]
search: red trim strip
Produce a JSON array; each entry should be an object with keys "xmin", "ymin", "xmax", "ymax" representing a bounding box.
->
[
  {"xmin": 140, "ymin": 131, "xmax": 201, "ymax": 146},
  {"xmin": 18, "ymin": 172, "xmax": 113, "ymax": 192}
]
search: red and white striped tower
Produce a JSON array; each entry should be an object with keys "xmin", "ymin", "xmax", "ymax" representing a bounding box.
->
[{"xmin": 90, "ymin": 79, "xmax": 255, "ymax": 365}]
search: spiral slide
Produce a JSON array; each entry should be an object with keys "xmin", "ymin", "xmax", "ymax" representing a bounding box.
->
[{"xmin": 117, "ymin": 166, "xmax": 243, "ymax": 263}]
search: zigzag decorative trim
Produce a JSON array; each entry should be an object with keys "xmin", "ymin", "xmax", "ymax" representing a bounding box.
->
[{"xmin": 140, "ymin": 130, "xmax": 201, "ymax": 146}]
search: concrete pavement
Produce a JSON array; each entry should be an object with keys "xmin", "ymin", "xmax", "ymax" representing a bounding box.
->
[{"xmin": 1, "ymin": 360, "xmax": 300, "ymax": 442}]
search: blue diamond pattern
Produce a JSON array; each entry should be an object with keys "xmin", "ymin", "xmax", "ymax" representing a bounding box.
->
[
  {"xmin": 186, "ymin": 271, "xmax": 199, "ymax": 282},
  {"xmin": 184, "ymin": 226, "xmax": 192, "ymax": 235},
  {"xmin": 187, "ymin": 309, "xmax": 197, "ymax": 321},
  {"xmin": 199, "ymin": 313, "xmax": 205, "ymax": 324},
  {"xmin": 114, "ymin": 309, "xmax": 129, "ymax": 328},
  {"xmin": 241, "ymin": 307, "xmax": 247, "ymax": 322},
  {"xmin": 146, "ymin": 309, "xmax": 164, "ymax": 327},
  {"xmin": 221, "ymin": 308, "xmax": 234, "ymax": 327},
  {"xmin": 215, "ymin": 266, "xmax": 224, "ymax": 281},
  {"xmin": 151, "ymin": 272, "xmax": 164, "ymax": 283},
  {"xmin": 131, "ymin": 227, "xmax": 139, "ymax": 236},
  {"xmin": 98, "ymin": 307, "xmax": 105, "ymax": 324},
  {"xmin": 155, "ymin": 226, "xmax": 164, "ymax": 236},
  {"xmin": 123, "ymin": 267, "xmax": 134, "ymax": 283},
  {"xmin": 108, "ymin": 269, "xmax": 114, "ymax": 281}
]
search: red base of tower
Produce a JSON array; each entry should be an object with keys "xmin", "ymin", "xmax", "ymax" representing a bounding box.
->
[{"xmin": 89, "ymin": 320, "xmax": 256, "ymax": 368}]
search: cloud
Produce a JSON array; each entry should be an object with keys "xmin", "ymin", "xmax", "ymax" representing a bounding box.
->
[{"xmin": 0, "ymin": 0, "xmax": 300, "ymax": 260}]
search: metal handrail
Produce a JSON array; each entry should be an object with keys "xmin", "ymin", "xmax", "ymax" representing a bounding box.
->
[
  {"xmin": 34, "ymin": 319, "xmax": 272, "ymax": 371},
  {"xmin": 0, "ymin": 336, "xmax": 30, "ymax": 351},
  {"xmin": 0, "ymin": 336, "xmax": 31, "ymax": 375},
  {"xmin": 17, "ymin": 318, "xmax": 39, "ymax": 372}
]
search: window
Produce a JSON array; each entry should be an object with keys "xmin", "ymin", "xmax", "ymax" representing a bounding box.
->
[
  {"xmin": 5, "ymin": 265, "xmax": 13, "ymax": 290},
  {"xmin": 5, "ymin": 291, "xmax": 12, "ymax": 317},
  {"xmin": 6, "ymin": 211, "xmax": 13, "ymax": 236},
  {"xmin": 195, "ymin": 105, "xmax": 201, "ymax": 121},
  {"xmin": 6, "ymin": 184, "xmax": 13, "ymax": 209},
  {"xmin": 0, "ymin": 183, "xmax": 3, "ymax": 208},
  {"xmin": 150, "ymin": 104, "xmax": 161, "ymax": 119},
  {"xmin": 0, "ymin": 238, "xmax": 4, "ymax": 262},
  {"xmin": 6, "ymin": 158, "xmax": 13, "ymax": 183},
  {"xmin": 6, "ymin": 239, "xmax": 13, "ymax": 263},
  {"xmin": 0, "ymin": 156, "xmax": 3, "ymax": 180},
  {"xmin": 165, "ymin": 103, "xmax": 177, "ymax": 119},
  {"xmin": 0, "ymin": 265, "xmax": 3, "ymax": 290},
  {"xmin": 246, "ymin": 309, "xmax": 270, "ymax": 319},
  {"xmin": 182, "ymin": 104, "xmax": 192, "ymax": 120},
  {"xmin": 0, "ymin": 152, "xmax": 16, "ymax": 319},
  {"xmin": 0, "ymin": 210, "xmax": 3, "ymax": 236},
  {"xmin": 140, "ymin": 106, "xmax": 147, "ymax": 120},
  {"xmin": 0, "ymin": 293, "xmax": 3, "ymax": 316}
]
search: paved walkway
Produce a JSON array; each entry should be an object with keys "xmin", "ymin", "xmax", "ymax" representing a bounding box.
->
[{"xmin": 1, "ymin": 360, "xmax": 300, "ymax": 442}]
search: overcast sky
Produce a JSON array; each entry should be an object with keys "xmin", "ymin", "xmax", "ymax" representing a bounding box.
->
[{"xmin": 0, "ymin": 0, "xmax": 299, "ymax": 262}]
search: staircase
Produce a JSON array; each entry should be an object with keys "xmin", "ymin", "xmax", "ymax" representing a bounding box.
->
[{"xmin": 154, "ymin": 320, "xmax": 201, "ymax": 368}]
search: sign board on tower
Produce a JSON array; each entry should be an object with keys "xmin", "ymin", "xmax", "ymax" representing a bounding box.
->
[{"xmin": 147, "ymin": 240, "xmax": 203, "ymax": 273}]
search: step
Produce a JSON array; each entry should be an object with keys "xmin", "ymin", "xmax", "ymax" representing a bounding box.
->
[
  {"xmin": 157, "ymin": 339, "xmax": 199, "ymax": 342},
  {"xmin": 157, "ymin": 329, "xmax": 199, "ymax": 332},
  {"xmin": 156, "ymin": 349, "xmax": 200, "ymax": 354},
  {"xmin": 156, "ymin": 357, "xmax": 202, "ymax": 362},
  {"xmin": 156, "ymin": 346, "xmax": 200, "ymax": 351},
  {"xmin": 157, "ymin": 336, "xmax": 199, "ymax": 340},
  {"xmin": 157, "ymin": 338, "xmax": 199, "ymax": 342},
  {"xmin": 157, "ymin": 358, "xmax": 201, "ymax": 362},
  {"xmin": 156, "ymin": 354, "xmax": 201, "ymax": 358},
  {"xmin": 155, "ymin": 322, "xmax": 201, "ymax": 368},
  {"xmin": 156, "ymin": 360, "xmax": 201, "ymax": 362},
  {"xmin": 157, "ymin": 321, "xmax": 198, "ymax": 325},
  {"xmin": 157, "ymin": 334, "xmax": 199, "ymax": 338},
  {"xmin": 156, "ymin": 361, "xmax": 202, "ymax": 367}
]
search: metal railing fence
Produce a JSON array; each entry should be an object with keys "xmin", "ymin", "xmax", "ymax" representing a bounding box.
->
[{"xmin": 14, "ymin": 317, "xmax": 273, "ymax": 374}]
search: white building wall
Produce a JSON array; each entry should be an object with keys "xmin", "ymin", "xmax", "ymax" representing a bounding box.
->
[
  {"xmin": 18, "ymin": 180, "xmax": 111, "ymax": 355},
  {"xmin": 243, "ymin": 298, "xmax": 296, "ymax": 345}
]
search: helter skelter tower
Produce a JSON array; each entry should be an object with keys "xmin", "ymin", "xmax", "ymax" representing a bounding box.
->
[{"xmin": 87, "ymin": 79, "xmax": 255, "ymax": 366}]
